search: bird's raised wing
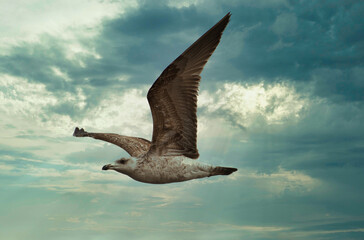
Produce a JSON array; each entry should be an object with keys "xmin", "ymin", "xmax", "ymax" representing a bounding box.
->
[
  {"xmin": 73, "ymin": 127, "xmax": 150, "ymax": 158},
  {"xmin": 147, "ymin": 13, "xmax": 230, "ymax": 159}
]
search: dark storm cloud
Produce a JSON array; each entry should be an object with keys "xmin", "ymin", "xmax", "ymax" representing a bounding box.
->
[
  {"xmin": 312, "ymin": 67, "xmax": 364, "ymax": 102},
  {"xmin": 99, "ymin": 0, "xmax": 360, "ymax": 102},
  {"xmin": 241, "ymin": 1, "xmax": 363, "ymax": 99},
  {"xmin": 184, "ymin": 0, "xmax": 363, "ymax": 102},
  {"xmin": 97, "ymin": 2, "xmax": 226, "ymax": 84},
  {"xmin": 1, "ymin": 0, "xmax": 363, "ymax": 110}
]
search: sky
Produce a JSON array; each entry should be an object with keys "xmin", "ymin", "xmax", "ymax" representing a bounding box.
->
[{"xmin": 0, "ymin": 0, "xmax": 364, "ymax": 239}]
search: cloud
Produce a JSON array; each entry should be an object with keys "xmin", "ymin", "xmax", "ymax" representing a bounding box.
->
[
  {"xmin": 79, "ymin": 88, "xmax": 152, "ymax": 138},
  {"xmin": 237, "ymin": 167, "xmax": 319, "ymax": 195},
  {"xmin": 0, "ymin": 163, "xmax": 14, "ymax": 171},
  {"xmin": 125, "ymin": 211, "xmax": 142, "ymax": 217},
  {"xmin": 0, "ymin": 1, "xmax": 364, "ymax": 240},
  {"xmin": 0, "ymin": 0, "xmax": 138, "ymax": 51},
  {"xmin": 0, "ymin": 72, "xmax": 151, "ymax": 141},
  {"xmin": 161, "ymin": 220, "xmax": 290, "ymax": 233},
  {"xmin": 0, "ymin": 74, "xmax": 58, "ymax": 115},
  {"xmin": 311, "ymin": 67, "xmax": 364, "ymax": 102},
  {"xmin": 199, "ymin": 81, "xmax": 308, "ymax": 129},
  {"xmin": 220, "ymin": 1, "xmax": 364, "ymax": 103},
  {"xmin": 272, "ymin": 13, "xmax": 298, "ymax": 36},
  {"xmin": 66, "ymin": 217, "xmax": 80, "ymax": 223}
]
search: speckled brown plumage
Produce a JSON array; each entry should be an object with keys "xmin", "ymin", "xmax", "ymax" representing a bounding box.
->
[{"xmin": 73, "ymin": 13, "xmax": 237, "ymax": 184}]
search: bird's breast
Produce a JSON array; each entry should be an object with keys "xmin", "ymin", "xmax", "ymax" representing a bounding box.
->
[{"xmin": 129, "ymin": 156, "xmax": 212, "ymax": 184}]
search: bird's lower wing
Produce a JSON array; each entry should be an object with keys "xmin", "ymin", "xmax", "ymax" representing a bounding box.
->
[{"xmin": 73, "ymin": 127, "xmax": 150, "ymax": 158}]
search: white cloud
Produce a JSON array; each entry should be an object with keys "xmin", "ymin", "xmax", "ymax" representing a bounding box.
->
[
  {"xmin": 64, "ymin": 42, "xmax": 102, "ymax": 65},
  {"xmin": 281, "ymin": 228, "xmax": 364, "ymax": 239},
  {"xmin": 0, "ymin": 74, "xmax": 58, "ymax": 115},
  {"xmin": 66, "ymin": 217, "xmax": 80, "ymax": 223},
  {"xmin": 0, "ymin": 0, "xmax": 139, "ymax": 52},
  {"xmin": 81, "ymin": 88, "xmax": 152, "ymax": 138},
  {"xmin": 0, "ymin": 163, "xmax": 14, "ymax": 171},
  {"xmin": 0, "ymin": 74, "xmax": 81, "ymax": 141},
  {"xmin": 199, "ymin": 82, "xmax": 308, "ymax": 129},
  {"xmin": 0, "ymin": 73, "xmax": 154, "ymax": 200},
  {"xmin": 125, "ymin": 211, "xmax": 142, "ymax": 217},
  {"xmin": 0, "ymin": 73, "xmax": 151, "ymax": 154},
  {"xmin": 186, "ymin": 166, "xmax": 319, "ymax": 196},
  {"xmin": 84, "ymin": 218, "xmax": 97, "ymax": 225},
  {"xmin": 167, "ymin": 0, "xmax": 289, "ymax": 9},
  {"xmin": 50, "ymin": 66, "xmax": 72, "ymax": 82},
  {"xmin": 162, "ymin": 221, "xmax": 290, "ymax": 233},
  {"xmin": 167, "ymin": 0, "xmax": 203, "ymax": 9},
  {"xmin": 241, "ymin": 167, "xmax": 319, "ymax": 195}
]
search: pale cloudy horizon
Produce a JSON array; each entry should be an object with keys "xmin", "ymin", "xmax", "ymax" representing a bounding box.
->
[{"xmin": 1, "ymin": 1, "xmax": 364, "ymax": 239}]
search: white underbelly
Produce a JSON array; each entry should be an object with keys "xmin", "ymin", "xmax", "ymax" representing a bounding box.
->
[{"xmin": 130, "ymin": 157, "xmax": 213, "ymax": 184}]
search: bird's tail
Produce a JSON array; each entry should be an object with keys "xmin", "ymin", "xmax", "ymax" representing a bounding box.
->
[{"xmin": 211, "ymin": 166, "xmax": 237, "ymax": 176}]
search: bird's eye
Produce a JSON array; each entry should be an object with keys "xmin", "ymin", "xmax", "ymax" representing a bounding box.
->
[{"xmin": 118, "ymin": 159, "xmax": 127, "ymax": 164}]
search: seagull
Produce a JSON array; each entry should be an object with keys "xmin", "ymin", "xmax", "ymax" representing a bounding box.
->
[{"xmin": 73, "ymin": 13, "xmax": 237, "ymax": 184}]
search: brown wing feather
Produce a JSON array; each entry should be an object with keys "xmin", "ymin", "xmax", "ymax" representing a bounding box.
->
[
  {"xmin": 73, "ymin": 127, "xmax": 150, "ymax": 158},
  {"xmin": 147, "ymin": 13, "xmax": 231, "ymax": 159}
]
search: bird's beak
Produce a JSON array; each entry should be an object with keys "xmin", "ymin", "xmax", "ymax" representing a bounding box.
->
[{"xmin": 102, "ymin": 164, "xmax": 109, "ymax": 170}]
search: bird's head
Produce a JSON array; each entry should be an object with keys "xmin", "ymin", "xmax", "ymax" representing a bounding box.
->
[{"xmin": 102, "ymin": 157, "xmax": 136, "ymax": 175}]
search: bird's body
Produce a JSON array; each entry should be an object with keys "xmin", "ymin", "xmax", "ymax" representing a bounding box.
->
[
  {"xmin": 111, "ymin": 156, "xmax": 214, "ymax": 184},
  {"xmin": 73, "ymin": 13, "xmax": 237, "ymax": 184}
]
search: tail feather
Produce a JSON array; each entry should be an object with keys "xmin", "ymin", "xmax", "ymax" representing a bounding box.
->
[{"xmin": 211, "ymin": 166, "xmax": 238, "ymax": 176}]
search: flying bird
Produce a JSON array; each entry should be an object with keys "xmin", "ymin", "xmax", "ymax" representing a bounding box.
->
[{"xmin": 73, "ymin": 13, "xmax": 237, "ymax": 184}]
